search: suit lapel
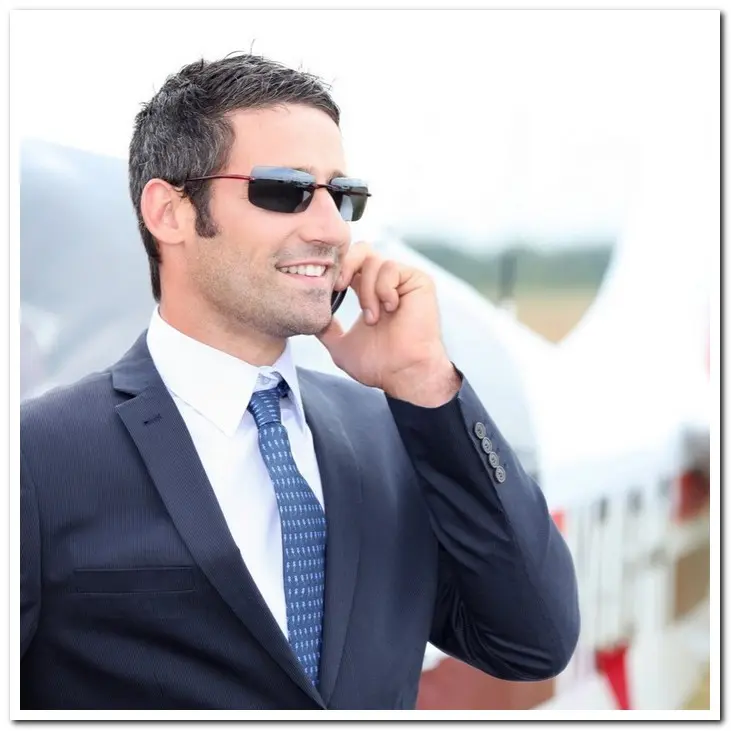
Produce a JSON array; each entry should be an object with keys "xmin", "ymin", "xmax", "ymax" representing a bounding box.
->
[
  {"xmin": 111, "ymin": 334, "xmax": 323, "ymax": 706},
  {"xmin": 298, "ymin": 369, "xmax": 363, "ymax": 706}
]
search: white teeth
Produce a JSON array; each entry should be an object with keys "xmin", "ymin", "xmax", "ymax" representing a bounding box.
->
[{"xmin": 279, "ymin": 265, "xmax": 326, "ymax": 277}]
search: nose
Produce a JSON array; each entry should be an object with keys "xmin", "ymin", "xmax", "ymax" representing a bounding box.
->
[{"xmin": 298, "ymin": 188, "xmax": 351, "ymax": 250}]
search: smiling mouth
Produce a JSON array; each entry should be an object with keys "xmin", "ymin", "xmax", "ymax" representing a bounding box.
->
[{"xmin": 276, "ymin": 264, "xmax": 329, "ymax": 279}]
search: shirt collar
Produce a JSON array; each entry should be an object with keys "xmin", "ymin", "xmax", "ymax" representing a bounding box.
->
[{"xmin": 146, "ymin": 307, "xmax": 306, "ymax": 437}]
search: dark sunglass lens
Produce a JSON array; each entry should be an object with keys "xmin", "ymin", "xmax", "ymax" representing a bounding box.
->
[
  {"xmin": 348, "ymin": 191, "xmax": 368, "ymax": 222},
  {"xmin": 333, "ymin": 191, "xmax": 368, "ymax": 222},
  {"xmin": 248, "ymin": 179, "xmax": 311, "ymax": 213},
  {"xmin": 329, "ymin": 179, "xmax": 369, "ymax": 222}
]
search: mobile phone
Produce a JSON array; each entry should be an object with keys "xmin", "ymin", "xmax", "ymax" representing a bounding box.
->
[{"xmin": 331, "ymin": 288, "xmax": 347, "ymax": 314}]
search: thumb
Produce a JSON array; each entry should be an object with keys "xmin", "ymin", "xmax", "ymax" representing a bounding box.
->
[{"xmin": 316, "ymin": 315, "xmax": 347, "ymax": 353}]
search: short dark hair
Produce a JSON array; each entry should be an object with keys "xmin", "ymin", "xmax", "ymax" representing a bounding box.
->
[{"xmin": 128, "ymin": 53, "xmax": 340, "ymax": 302}]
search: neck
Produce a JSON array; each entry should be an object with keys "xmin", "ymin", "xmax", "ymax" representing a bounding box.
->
[{"xmin": 158, "ymin": 299, "xmax": 287, "ymax": 367}]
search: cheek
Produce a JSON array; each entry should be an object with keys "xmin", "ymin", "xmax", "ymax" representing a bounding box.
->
[
  {"xmin": 208, "ymin": 195, "xmax": 297, "ymax": 267},
  {"xmin": 214, "ymin": 214, "xmax": 291, "ymax": 274}
]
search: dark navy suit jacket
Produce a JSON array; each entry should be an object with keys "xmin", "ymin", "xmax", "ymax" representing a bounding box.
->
[{"xmin": 20, "ymin": 333, "xmax": 580, "ymax": 710}]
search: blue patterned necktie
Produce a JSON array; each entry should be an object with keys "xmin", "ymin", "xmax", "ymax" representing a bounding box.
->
[{"xmin": 248, "ymin": 380, "xmax": 327, "ymax": 688}]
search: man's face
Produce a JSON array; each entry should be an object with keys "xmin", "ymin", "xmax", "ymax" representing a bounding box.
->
[{"xmin": 185, "ymin": 104, "xmax": 352, "ymax": 338}]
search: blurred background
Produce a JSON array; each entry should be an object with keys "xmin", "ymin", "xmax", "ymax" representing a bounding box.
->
[{"xmin": 14, "ymin": 8, "xmax": 718, "ymax": 713}]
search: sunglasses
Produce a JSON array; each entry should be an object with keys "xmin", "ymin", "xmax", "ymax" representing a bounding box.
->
[{"xmin": 186, "ymin": 166, "xmax": 371, "ymax": 222}]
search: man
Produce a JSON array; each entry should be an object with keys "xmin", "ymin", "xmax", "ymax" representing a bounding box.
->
[{"xmin": 20, "ymin": 53, "xmax": 580, "ymax": 710}]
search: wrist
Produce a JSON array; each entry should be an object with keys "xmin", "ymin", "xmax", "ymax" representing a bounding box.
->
[{"xmin": 384, "ymin": 357, "xmax": 462, "ymax": 408}]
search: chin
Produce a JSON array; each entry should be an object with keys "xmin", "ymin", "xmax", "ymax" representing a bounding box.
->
[
  {"xmin": 272, "ymin": 308, "xmax": 332, "ymax": 338},
  {"xmin": 291, "ymin": 314, "xmax": 332, "ymax": 337}
]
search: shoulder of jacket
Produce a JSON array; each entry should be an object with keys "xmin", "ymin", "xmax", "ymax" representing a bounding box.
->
[{"xmin": 21, "ymin": 369, "xmax": 114, "ymax": 434}]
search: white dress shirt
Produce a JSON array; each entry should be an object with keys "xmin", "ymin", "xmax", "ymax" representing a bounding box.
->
[{"xmin": 146, "ymin": 308, "xmax": 325, "ymax": 639}]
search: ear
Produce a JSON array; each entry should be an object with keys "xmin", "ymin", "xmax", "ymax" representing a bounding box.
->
[{"xmin": 139, "ymin": 179, "xmax": 192, "ymax": 247}]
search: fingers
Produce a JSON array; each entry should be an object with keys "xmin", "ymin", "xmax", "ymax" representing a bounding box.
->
[
  {"xmin": 338, "ymin": 242, "xmax": 408, "ymax": 324},
  {"xmin": 374, "ymin": 260, "xmax": 401, "ymax": 314},
  {"xmin": 356, "ymin": 253, "xmax": 385, "ymax": 324},
  {"xmin": 334, "ymin": 241, "xmax": 370, "ymax": 291}
]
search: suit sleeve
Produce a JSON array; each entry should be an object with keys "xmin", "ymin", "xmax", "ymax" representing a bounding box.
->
[
  {"xmin": 387, "ymin": 375, "xmax": 580, "ymax": 681},
  {"xmin": 20, "ymin": 445, "xmax": 42, "ymax": 659}
]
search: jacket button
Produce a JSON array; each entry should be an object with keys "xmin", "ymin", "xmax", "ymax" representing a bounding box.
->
[
  {"xmin": 495, "ymin": 466, "xmax": 506, "ymax": 483},
  {"xmin": 488, "ymin": 451, "xmax": 500, "ymax": 469},
  {"xmin": 481, "ymin": 437, "xmax": 492, "ymax": 453},
  {"xmin": 474, "ymin": 422, "xmax": 487, "ymax": 439}
]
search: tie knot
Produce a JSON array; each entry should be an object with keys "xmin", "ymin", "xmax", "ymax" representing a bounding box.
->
[{"xmin": 248, "ymin": 381, "xmax": 289, "ymax": 429}]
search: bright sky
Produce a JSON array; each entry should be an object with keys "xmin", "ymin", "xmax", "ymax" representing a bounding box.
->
[{"xmin": 11, "ymin": 8, "xmax": 719, "ymax": 250}]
